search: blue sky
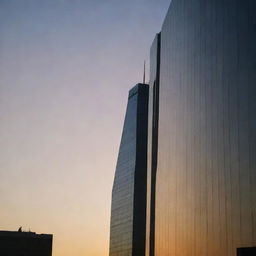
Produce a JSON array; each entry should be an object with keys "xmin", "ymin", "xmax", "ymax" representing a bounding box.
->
[{"xmin": 0, "ymin": 1, "xmax": 170, "ymax": 255}]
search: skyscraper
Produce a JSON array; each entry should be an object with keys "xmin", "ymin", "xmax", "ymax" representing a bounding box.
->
[
  {"xmin": 146, "ymin": 0, "xmax": 256, "ymax": 255},
  {"xmin": 109, "ymin": 84, "xmax": 149, "ymax": 256},
  {"xmin": 110, "ymin": 1, "xmax": 256, "ymax": 255}
]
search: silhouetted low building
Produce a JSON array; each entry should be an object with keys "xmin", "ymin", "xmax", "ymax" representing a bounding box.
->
[{"xmin": 0, "ymin": 230, "xmax": 52, "ymax": 256}]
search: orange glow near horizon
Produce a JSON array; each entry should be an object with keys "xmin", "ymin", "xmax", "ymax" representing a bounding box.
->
[{"xmin": 0, "ymin": 0, "xmax": 170, "ymax": 255}]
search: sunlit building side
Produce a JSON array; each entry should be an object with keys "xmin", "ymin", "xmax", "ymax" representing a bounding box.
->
[{"xmin": 146, "ymin": 0, "xmax": 256, "ymax": 255}]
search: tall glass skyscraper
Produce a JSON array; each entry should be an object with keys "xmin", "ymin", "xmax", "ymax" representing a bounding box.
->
[
  {"xmin": 147, "ymin": 0, "xmax": 256, "ymax": 255},
  {"xmin": 110, "ymin": 1, "xmax": 256, "ymax": 256},
  {"xmin": 109, "ymin": 84, "xmax": 149, "ymax": 256}
]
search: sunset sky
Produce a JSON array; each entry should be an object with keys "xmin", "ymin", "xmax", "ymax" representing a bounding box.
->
[{"xmin": 0, "ymin": 0, "xmax": 170, "ymax": 255}]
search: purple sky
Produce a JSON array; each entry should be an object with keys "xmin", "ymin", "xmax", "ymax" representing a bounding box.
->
[{"xmin": 0, "ymin": 0, "xmax": 170, "ymax": 255}]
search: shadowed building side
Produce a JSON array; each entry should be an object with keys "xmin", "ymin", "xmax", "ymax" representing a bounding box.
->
[
  {"xmin": 146, "ymin": 33, "xmax": 161, "ymax": 256},
  {"xmin": 109, "ymin": 84, "xmax": 149, "ymax": 256}
]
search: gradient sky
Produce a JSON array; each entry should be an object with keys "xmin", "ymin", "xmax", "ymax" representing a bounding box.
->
[{"xmin": 0, "ymin": 0, "xmax": 170, "ymax": 255}]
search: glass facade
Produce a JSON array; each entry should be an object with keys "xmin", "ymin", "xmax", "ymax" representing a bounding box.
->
[
  {"xmin": 146, "ymin": 33, "xmax": 161, "ymax": 256},
  {"xmin": 150, "ymin": 0, "xmax": 256, "ymax": 255},
  {"xmin": 109, "ymin": 84, "xmax": 149, "ymax": 256}
]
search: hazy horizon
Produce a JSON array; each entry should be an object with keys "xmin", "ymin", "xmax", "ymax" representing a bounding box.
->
[{"xmin": 0, "ymin": 0, "xmax": 170, "ymax": 255}]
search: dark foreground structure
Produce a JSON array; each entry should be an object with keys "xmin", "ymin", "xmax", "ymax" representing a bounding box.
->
[
  {"xmin": 237, "ymin": 247, "xmax": 256, "ymax": 256},
  {"xmin": 0, "ymin": 230, "xmax": 52, "ymax": 256},
  {"xmin": 109, "ymin": 84, "xmax": 149, "ymax": 256},
  {"xmin": 110, "ymin": 0, "xmax": 256, "ymax": 256}
]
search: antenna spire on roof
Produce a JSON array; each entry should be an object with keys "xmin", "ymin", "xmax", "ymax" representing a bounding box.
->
[{"xmin": 143, "ymin": 60, "xmax": 146, "ymax": 84}]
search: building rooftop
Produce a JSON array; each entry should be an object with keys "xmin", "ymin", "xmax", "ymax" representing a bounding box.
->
[{"xmin": 0, "ymin": 230, "xmax": 52, "ymax": 238}]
